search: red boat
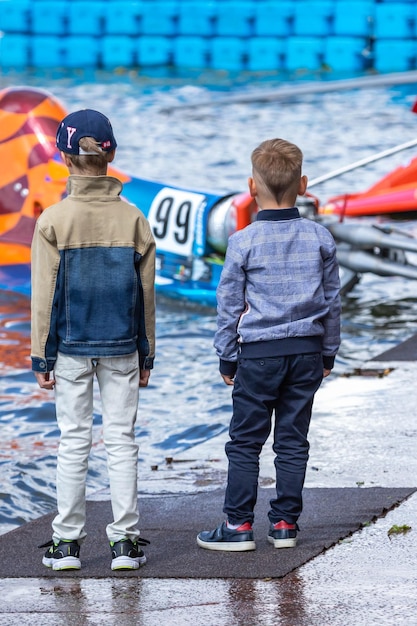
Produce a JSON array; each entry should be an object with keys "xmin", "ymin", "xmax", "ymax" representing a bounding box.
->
[{"xmin": 319, "ymin": 154, "xmax": 417, "ymax": 219}]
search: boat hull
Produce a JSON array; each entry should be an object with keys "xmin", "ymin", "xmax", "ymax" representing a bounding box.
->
[{"xmin": 320, "ymin": 156, "xmax": 417, "ymax": 218}]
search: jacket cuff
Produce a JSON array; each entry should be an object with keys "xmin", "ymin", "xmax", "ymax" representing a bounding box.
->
[
  {"xmin": 31, "ymin": 357, "xmax": 56, "ymax": 373},
  {"xmin": 323, "ymin": 355, "xmax": 335, "ymax": 370},
  {"xmin": 140, "ymin": 355, "xmax": 154, "ymax": 370},
  {"xmin": 219, "ymin": 359, "xmax": 237, "ymax": 377}
]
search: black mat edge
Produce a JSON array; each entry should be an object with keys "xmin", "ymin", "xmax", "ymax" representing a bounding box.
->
[{"xmin": 0, "ymin": 487, "xmax": 415, "ymax": 580}]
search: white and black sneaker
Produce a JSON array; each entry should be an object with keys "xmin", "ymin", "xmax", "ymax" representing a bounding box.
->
[
  {"xmin": 40, "ymin": 539, "xmax": 81, "ymax": 570},
  {"xmin": 110, "ymin": 537, "xmax": 149, "ymax": 570}
]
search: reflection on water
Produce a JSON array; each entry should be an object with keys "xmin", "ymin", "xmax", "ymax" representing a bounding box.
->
[
  {"xmin": 4, "ymin": 563, "xmax": 416, "ymax": 625},
  {"xmin": 2, "ymin": 75, "xmax": 417, "ymax": 534},
  {"xmin": 225, "ymin": 577, "xmax": 311, "ymax": 626},
  {"xmin": 0, "ymin": 291, "xmax": 31, "ymax": 372}
]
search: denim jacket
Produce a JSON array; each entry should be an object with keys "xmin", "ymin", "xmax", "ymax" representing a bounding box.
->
[
  {"xmin": 214, "ymin": 207, "xmax": 341, "ymax": 376},
  {"xmin": 31, "ymin": 175, "xmax": 156, "ymax": 373}
]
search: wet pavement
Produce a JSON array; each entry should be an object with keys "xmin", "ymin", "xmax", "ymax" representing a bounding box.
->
[{"xmin": 1, "ymin": 355, "xmax": 417, "ymax": 625}]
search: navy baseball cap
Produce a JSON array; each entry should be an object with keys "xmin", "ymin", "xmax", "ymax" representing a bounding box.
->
[{"xmin": 56, "ymin": 109, "xmax": 117, "ymax": 155}]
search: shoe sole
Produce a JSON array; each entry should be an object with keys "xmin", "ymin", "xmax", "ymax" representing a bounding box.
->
[
  {"xmin": 111, "ymin": 555, "xmax": 147, "ymax": 570},
  {"xmin": 267, "ymin": 536, "xmax": 297, "ymax": 549},
  {"xmin": 42, "ymin": 556, "xmax": 81, "ymax": 570},
  {"xmin": 196, "ymin": 536, "xmax": 256, "ymax": 551}
]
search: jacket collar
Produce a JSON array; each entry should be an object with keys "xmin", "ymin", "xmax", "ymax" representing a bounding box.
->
[
  {"xmin": 256, "ymin": 207, "xmax": 300, "ymax": 221},
  {"xmin": 66, "ymin": 175, "xmax": 123, "ymax": 198}
]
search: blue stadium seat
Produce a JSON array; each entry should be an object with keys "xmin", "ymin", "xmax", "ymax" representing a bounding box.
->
[
  {"xmin": 102, "ymin": 36, "xmax": 136, "ymax": 68},
  {"xmin": 104, "ymin": 2, "xmax": 143, "ymax": 36},
  {"xmin": 178, "ymin": 1, "xmax": 216, "ymax": 37},
  {"xmin": 141, "ymin": 1, "xmax": 179, "ymax": 36},
  {"xmin": 0, "ymin": 34, "xmax": 29, "ymax": 68},
  {"xmin": 30, "ymin": 1, "xmax": 68, "ymax": 36},
  {"xmin": 67, "ymin": 1, "xmax": 104, "ymax": 36},
  {"xmin": 333, "ymin": 1, "xmax": 374, "ymax": 37},
  {"xmin": 324, "ymin": 36, "xmax": 368, "ymax": 72},
  {"xmin": 285, "ymin": 36, "xmax": 325, "ymax": 71},
  {"xmin": 293, "ymin": 1, "xmax": 334, "ymax": 36},
  {"xmin": 173, "ymin": 36, "xmax": 209, "ymax": 68},
  {"xmin": 215, "ymin": 1, "xmax": 255, "ymax": 37},
  {"xmin": 374, "ymin": 39, "xmax": 415, "ymax": 73},
  {"xmin": 374, "ymin": 4, "xmax": 414, "ymax": 38},
  {"xmin": 0, "ymin": 1, "xmax": 30, "ymax": 33},
  {"xmin": 64, "ymin": 36, "xmax": 100, "ymax": 67},
  {"xmin": 210, "ymin": 37, "xmax": 245, "ymax": 71},
  {"xmin": 248, "ymin": 38, "xmax": 285, "ymax": 72},
  {"xmin": 30, "ymin": 35, "xmax": 65, "ymax": 67},
  {"xmin": 137, "ymin": 36, "xmax": 172, "ymax": 65},
  {"xmin": 254, "ymin": 1, "xmax": 295, "ymax": 37}
]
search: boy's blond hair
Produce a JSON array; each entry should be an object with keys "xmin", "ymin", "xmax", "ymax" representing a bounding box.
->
[
  {"xmin": 251, "ymin": 138, "xmax": 303, "ymax": 204},
  {"xmin": 68, "ymin": 136, "xmax": 112, "ymax": 174}
]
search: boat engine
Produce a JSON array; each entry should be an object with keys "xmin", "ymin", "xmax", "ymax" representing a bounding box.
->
[{"xmin": 207, "ymin": 192, "xmax": 257, "ymax": 254}]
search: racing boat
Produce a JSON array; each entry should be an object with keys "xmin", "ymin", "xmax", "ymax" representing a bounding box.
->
[
  {"xmin": 319, "ymin": 153, "xmax": 417, "ymax": 219},
  {"xmin": 2, "ymin": 86, "xmax": 417, "ymax": 307}
]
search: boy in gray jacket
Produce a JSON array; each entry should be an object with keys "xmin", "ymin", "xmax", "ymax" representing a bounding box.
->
[
  {"xmin": 32, "ymin": 109, "xmax": 156, "ymax": 570},
  {"xmin": 197, "ymin": 138, "xmax": 341, "ymax": 551}
]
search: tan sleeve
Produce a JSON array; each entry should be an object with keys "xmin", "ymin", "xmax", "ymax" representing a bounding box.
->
[{"xmin": 30, "ymin": 220, "xmax": 61, "ymax": 371}]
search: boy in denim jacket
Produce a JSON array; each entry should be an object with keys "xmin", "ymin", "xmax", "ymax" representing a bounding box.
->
[
  {"xmin": 197, "ymin": 138, "xmax": 341, "ymax": 551},
  {"xmin": 31, "ymin": 110, "xmax": 156, "ymax": 570}
]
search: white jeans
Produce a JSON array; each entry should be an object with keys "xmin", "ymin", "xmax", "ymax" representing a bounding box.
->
[{"xmin": 52, "ymin": 352, "xmax": 140, "ymax": 543}]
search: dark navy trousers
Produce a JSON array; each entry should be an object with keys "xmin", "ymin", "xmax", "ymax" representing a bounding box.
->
[{"xmin": 223, "ymin": 353, "xmax": 323, "ymax": 526}]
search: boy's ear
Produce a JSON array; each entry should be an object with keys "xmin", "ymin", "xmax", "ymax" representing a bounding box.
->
[
  {"xmin": 107, "ymin": 149, "xmax": 116, "ymax": 164},
  {"xmin": 248, "ymin": 176, "xmax": 257, "ymax": 198},
  {"xmin": 298, "ymin": 175, "xmax": 308, "ymax": 196},
  {"xmin": 61, "ymin": 151, "xmax": 72, "ymax": 168}
]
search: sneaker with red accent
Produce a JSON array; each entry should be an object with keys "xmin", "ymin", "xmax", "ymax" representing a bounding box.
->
[
  {"xmin": 197, "ymin": 521, "xmax": 256, "ymax": 551},
  {"xmin": 268, "ymin": 520, "xmax": 298, "ymax": 548}
]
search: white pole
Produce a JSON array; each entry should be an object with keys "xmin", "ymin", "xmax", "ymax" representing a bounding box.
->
[{"xmin": 308, "ymin": 138, "xmax": 417, "ymax": 188}]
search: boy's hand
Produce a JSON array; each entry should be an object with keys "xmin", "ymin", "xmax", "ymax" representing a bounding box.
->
[
  {"xmin": 323, "ymin": 368, "xmax": 331, "ymax": 378},
  {"xmin": 34, "ymin": 371, "xmax": 55, "ymax": 390},
  {"xmin": 221, "ymin": 374, "xmax": 234, "ymax": 386},
  {"xmin": 139, "ymin": 369, "xmax": 151, "ymax": 387}
]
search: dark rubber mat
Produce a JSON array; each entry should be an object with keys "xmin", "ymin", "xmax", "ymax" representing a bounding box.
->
[
  {"xmin": 373, "ymin": 333, "xmax": 417, "ymax": 361},
  {"xmin": 0, "ymin": 487, "xmax": 414, "ymax": 579}
]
